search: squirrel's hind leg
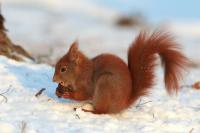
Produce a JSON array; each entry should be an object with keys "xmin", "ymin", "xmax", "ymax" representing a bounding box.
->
[
  {"xmin": 92, "ymin": 74, "xmax": 118, "ymax": 114},
  {"xmin": 80, "ymin": 103, "xmax": 106, "ymax": 114}
]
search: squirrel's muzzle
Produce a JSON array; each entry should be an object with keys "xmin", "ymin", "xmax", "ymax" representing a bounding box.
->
[{"xmin": 53, "ymin": 75, "xmax": 58, "ymax": 82}]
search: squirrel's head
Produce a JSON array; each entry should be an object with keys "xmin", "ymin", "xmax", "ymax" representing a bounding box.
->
[{"xmin": 53, "ymin": 41, "xmax": 88, "ymax": 87}]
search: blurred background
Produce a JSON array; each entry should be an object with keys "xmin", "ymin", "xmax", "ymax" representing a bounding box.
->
[{"xmin": 1, "ymin": 0, "xmax": 200, "ymax": 66}]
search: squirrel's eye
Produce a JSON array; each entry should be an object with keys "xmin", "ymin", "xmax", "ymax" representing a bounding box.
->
[{"xmin": 60, "ymin": 66, "xmax": 67, "ymax": 73}]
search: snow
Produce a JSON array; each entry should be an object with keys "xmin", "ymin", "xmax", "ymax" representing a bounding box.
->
[
  {"xmin": 0, "ymin": 56, "xmax": 200, "ymax": 133},
  {"xmin": 0, "ymin": 0, "xmax": 200, "ymax": 132}
]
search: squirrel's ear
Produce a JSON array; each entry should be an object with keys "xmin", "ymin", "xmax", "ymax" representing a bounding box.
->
[
  {"xmin": 68, "ymin": 40, "xmax": 79, "ymax": 63},
  {"xmin": 69, "ymin": 41, "xmax": 78, "ymax": 53}
]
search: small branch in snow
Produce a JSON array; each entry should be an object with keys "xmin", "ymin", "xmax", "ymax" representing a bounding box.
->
[
  {"xmin": 20, "ymin": 121, "xmax": 27, "ymax": 133},
  {"xmin": 180, "ymin": 85, "xmax": 192, "ymax": 89},
  {"xmin": 35, "ymin": 88, "xmax": 46, "ymax": 97},
  {"xmin": 180, "ymin": 81, "xmax": 200, "ymax": 90},
  {"xmin": 73, "ymin": 107, "xmax": 77, "ymax": 111},
  {"xmin": 135, "ymin": 99, "xmax": 142, "ymax": 108},
  {"xmin": 47, "ymin": 98, "xmax": 52, "ymax": 101},
  {"xmin": 75, "ymin": 114, "xmax": 80, "ymax": 119},
  {"xmin": 152, "ymin": 113, "xmax": 155, "ymax": 119},
  {"xmin": 136, "ymin": 100, "xmax": 152, "ymax": 108},
  {"xmin": 189, "ymin": 128, "xmax": 194, "ymax": 133},
  {"xmin": 0, "ymin": 94, "xmax": 7, "ymax": 103},
  {"xmin": 74, "ymin": 107, "xmax": 81, "ymax": 119},
  {"xmin": 0, "ymin": 85, "xmax": 12, "ymax": 103}
]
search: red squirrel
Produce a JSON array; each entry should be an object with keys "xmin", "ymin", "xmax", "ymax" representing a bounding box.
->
[{"xmin": 53, "ymin": 31, "xmax": 188, "ymax": 114}]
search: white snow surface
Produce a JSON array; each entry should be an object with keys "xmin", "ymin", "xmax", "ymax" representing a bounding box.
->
[
  {"xmin": 1, "ymin": 0, "xmax": 200, "ymax": 133},
  {"xmin": 0, "ymin": 56, "xmax": 200, "ymax": 133}
]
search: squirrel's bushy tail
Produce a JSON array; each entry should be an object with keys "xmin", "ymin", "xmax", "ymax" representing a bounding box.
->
[{"xmin": 128, "ymin": 31, "xmax": 188, "ymax": 103}]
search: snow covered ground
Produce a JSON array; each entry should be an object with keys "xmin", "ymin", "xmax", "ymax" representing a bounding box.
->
[
  {"xmin": 0, "ymin": 0, "xmax": 200, "ymax": 133},
  {"xmin": 0, "ymin": 56, "xmax": 200, "ymax": 133}
]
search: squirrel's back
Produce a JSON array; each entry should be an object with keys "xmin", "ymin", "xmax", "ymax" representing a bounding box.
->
[
  {"xmin": 92, "ymin": 54, "xmax": 133, "ymax": 113},
  {"xmin": 92, "ymin": 54, "xmax": 130, "ymax": 77}
]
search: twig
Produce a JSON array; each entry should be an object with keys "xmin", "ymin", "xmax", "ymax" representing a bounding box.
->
[
  {"xmin": 135, "ymin": 99, "xmax": 142, "ymax": 108},
  {"xmin": 180, "ymin": 85, "xmax": 191, "ymax": 89},
  {"xmin": 136, "ymin": 100, "xmax": 152, "ymax": 108},
  {"xmin": 74, "ymin": 107, "xmax": 81, "ymax": 119},
  {"xmin": 75, "ymin": 114, "xmax": 80, "ymax": 119},
  {"xmin": 0, "ymin": 94, "xmax": 7, "ymax": 103},
  {"xmin": 189, "ymin": 128, "xmax": 194, "ymax": 133},
  {"xmin": 20, "ymin": 121, "xmax": 27, "ymax": 133},
  {"xmin": 73, "ymin": 107, "xmax": 77, "ymax": 111},
  {"xmin": 0, "ymin": 85, "xmax": 12, "ymax": 103},
  {"xmin": 180, "ymin": 81, "xmax": 200, "ymax": 90},
  {"xmin": 47, "ymin": 98, "xmax": 52, "ymax": 101},
  {"xmin": 35, "ymin": 88, "xmax": 46, "ymax": 97},
  {"xmin": 0, "ymin": 86, "xmax": 11, "ymax": 95},
  {"xmin": 140, "ymin": 101, "xmax": 152, "ymax": 106}
]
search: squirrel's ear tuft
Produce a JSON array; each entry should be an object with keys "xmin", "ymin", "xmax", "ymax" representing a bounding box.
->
[
  {"xmin": 68, "ymin": 40, "xmax": 79, "ymax": 63},
  {"xmin": 69, "ymin": 40, "xmax": 78, "ymax": 53}
]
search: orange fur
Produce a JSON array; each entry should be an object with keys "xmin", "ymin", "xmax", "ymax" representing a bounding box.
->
[
  {"xmin": 53, "ymin": 31, "xmax": 188, "ymax": 114},
  {"xmin": 128, "ymin": 31, "xmax": 188, "ymax": 104}
]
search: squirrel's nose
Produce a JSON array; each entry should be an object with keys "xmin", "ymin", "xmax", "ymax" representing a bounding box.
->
[{"xmin": 53, "ymin": 75, "xmax": 59, "ymax": 82}]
